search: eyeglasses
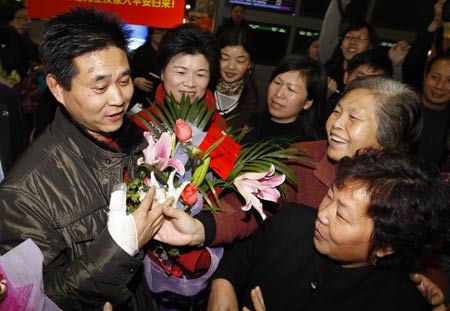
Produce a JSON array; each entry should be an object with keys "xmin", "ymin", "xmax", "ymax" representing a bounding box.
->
[{"xmin": 343, "ymin": 34, "xmax": 369, "ymax": 43}]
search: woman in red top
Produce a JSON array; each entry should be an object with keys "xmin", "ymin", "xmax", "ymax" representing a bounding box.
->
[{"xmin": 131, "ymin": 23, "xmax": 225, "ymax": 130}]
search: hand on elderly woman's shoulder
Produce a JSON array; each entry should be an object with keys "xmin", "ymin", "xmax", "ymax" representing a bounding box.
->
[
  {"xmin": 243, "ymin": 286, "xmax": 266, "ymax": 311},
  {"xmin": 208, "ymin": 278, "xmax": 239, "ymax": 311},
  {"xmin": 410, "ymin": 273, "xmax": 446, "ymax": 311}
]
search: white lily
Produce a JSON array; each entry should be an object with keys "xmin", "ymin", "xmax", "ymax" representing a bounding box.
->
[{"xmin": 139, "ymin": 171, "xmax": 190, "ymax": 209}]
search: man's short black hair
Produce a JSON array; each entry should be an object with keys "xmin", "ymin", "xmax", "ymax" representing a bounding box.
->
[
  {"xmin": 39, "ymin": 7, "xmax": 131, "ymax": 90},
  {"xmin": 346, "ymin": 50, "xmax": 393, "ymax": 77}
]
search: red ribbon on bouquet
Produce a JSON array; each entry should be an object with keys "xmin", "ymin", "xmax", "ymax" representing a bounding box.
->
[{"xmin": 147, "ymin": 248, "xmax": 211, "ymax": 279}]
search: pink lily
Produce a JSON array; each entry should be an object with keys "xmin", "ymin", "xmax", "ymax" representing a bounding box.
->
[
  {"xmin": 138, "ymin": 132, "xmax": 185, "ymax": 175},
  {"xmin": 233, "ymin": 165, "xmax": 285, "ymax": 220}
]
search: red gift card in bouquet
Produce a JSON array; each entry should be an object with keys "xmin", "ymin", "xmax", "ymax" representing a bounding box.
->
[{"xmin": 198, "ymin": 124, "xmax": 241, "ymax": 180}]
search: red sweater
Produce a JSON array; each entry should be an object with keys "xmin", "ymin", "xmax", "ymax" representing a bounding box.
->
[
  {"xmin": 212, "ymin": 140, "xmax": 332, "ymax": 246},
  {"xmin": 285, "ymin": 139, "xmax": 334, "ymax": 208}
]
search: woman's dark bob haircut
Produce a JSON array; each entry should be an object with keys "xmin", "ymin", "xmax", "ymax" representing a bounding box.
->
[
  {"xmin": 335, "ymin": 149, "xmax": 450, "ymax": 269},
  {"xmin": 157, "ymin": 23, "xmax": 220, "ymax": 90}
]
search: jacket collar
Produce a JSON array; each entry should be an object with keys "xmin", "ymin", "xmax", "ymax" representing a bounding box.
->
[{"xmin": 52, "ymin": 107, "xmax": 147, "ymax": 168}]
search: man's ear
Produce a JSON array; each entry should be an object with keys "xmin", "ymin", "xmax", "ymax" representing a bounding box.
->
[{"xmin": 46, "ymin": 74, "xmax": 66, "ymax": 107}]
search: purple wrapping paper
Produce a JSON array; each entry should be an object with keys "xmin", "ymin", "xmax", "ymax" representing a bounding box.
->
[
  {"xmin": 0, "ymin": 239, "xmax": 61, "ymax": 311},
  {"xmin": 143, "ymin": 246, "xmax": 224, "ymax": 296}
]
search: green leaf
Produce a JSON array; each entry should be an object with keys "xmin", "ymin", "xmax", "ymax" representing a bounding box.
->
[
  {"xmin": 206, "ymin": 179, "xmax": 222, "ymax": 211},
  {"xmin": 198, "ymin": 187, "xmax": 221, "ymax": 215},
  {"xmin": 131, "ymin": 113, "xmax": 161, "ymax": 138},
  {"xmin": 168, "ymin": 248, "xmax": 180, "ymax": 258},
  {"xmin": 179, "ymin": 94, "xmax": 192, "ymax": 119},
  {"xmin": 202, "ymin": 135, "xmax": 226, "ymax": 157},
  {"xmin": 226, "ymin": 139, "xmax": 314, "ymax": 193},
  {"xmin": 131, "ymin": 92, "xmax": 217, "ymax": 133},
  {"xmin": 165, "ymin": 94, "xmax": 179, "ymax": 122},
  {"xmin": 151, "ymin": 103, "xmax": 173, "ymax": 133}
]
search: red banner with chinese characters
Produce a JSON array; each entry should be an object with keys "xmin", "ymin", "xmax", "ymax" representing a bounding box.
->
[{"xmin": 27, "ymin": 0, "xmax": 185, "ymax": 28}]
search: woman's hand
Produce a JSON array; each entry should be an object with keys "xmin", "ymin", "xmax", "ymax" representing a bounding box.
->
[
  {"xmin": 208, "ymin": 278, "xmax": 239, "ymax": 311},
  {"xmin": 410, "ymin": 273, "xmax": 446, "ymax": 311},
  {"xmin": 153, "ymin": 205, "xmax": 206, "ymax": 246},
  {"xmin": 327, "ymin": 77, "xmax": 338, "ymax": 99},
  {"xmin": 388, "ymin": 40, "xmax": 410, "ymax": 67},
  {"xmin": 134, "ymin": 77, "xmax": 154, "ymax": 92},
  {"xmin": 428, "ymin": 0, "xmax": 447, "ymax": 32},
  {"xmin": 243, "ymin": 286, "xmax": 266, "ymax": 311}
]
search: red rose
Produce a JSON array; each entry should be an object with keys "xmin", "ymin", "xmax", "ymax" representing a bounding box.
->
[
  {"xmin": 175, "ymin": 119, "xmax": 192, "ymax": 143},
  {"xmin": 181, "ymin": 183, "xmax": 198, "ymax": 206}
]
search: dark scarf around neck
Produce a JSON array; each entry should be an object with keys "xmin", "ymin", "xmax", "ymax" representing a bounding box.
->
[{"xmin": 216, "ymin": 78, "xmax": 244, "ymax": 96}]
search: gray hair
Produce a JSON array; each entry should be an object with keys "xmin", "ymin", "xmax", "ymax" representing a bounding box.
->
[{"xmin": 345, "ymin": 76, "xmax": 422, "ymax": 155}]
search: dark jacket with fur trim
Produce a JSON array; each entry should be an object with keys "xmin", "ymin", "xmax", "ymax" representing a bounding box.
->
[{"xmin": 0, "ymin": 107, "xmax": 152, "ymax": 310}]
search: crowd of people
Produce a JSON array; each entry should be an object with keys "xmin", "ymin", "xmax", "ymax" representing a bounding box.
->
[{"xmin": 1, "ymin": 0, "xmax": 450, "ymax": 310}]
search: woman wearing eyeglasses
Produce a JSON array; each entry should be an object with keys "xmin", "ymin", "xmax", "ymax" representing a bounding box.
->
[
  {"xmin": 323, "ymin": 21, "xmax": 379, "ymax": 93},
  {"xmin": 318, "ymin": 0, "xmax": 409, "ymax": 95}
]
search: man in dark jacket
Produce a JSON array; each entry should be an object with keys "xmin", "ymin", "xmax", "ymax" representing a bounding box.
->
[
  {"xmin": 0, "ymin": 7, "xmax": 172, "ymax": 310},
  {"xmin": 130, "ymin": 27, "xmax": 166, "ymax": 108}
]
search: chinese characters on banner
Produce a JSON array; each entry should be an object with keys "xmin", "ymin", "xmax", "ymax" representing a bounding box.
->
[{"xmin": 27, "ymin": 0, "xmax": 185, "ymax": 28}]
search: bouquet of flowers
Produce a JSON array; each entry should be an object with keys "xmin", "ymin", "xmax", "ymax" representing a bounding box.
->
[{"xmin": 128, "ymin": 95, "xmax": 308, "ymax": 299}]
